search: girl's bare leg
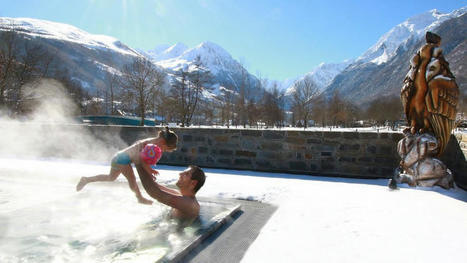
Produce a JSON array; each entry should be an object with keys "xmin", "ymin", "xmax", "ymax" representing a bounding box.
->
[
  {"xmin": 121, "ymin": 165, "xmax": 153, "ymax": 205},
  {"xmin": 76, "ymin": 166, "xmax": 122, "ymax": 191}
]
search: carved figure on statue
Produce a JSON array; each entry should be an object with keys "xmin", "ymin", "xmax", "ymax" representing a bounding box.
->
[{"xmin": 389, "ymin": 131, "xmax": 453, "ymax": 189}]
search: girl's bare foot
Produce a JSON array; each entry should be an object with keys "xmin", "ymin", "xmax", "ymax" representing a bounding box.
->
[
  {"xmin": 76, "ymin": 177, "xmax": 88, "ymax": 191},
  {"xmin": 138, "ymin": 197, "xmax": 153, "ymax": 205}
]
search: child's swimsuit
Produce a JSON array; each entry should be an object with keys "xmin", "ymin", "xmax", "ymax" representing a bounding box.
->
[{"xmin": 111, "ymin": 151, "xmax": 132, "ymax": 168}]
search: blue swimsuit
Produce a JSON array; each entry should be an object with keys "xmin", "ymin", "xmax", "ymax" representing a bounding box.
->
[{"xmin": 111, "ymin": 152, "xmax": 132, "ymax": 168}]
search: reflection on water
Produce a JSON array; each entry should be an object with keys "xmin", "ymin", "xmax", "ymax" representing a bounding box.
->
[{"xmin": 0, "ymin": 158, "xmax": 237, "ymax": 263}]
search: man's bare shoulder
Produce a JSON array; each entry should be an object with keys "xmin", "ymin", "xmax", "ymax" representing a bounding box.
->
[
  {"xmin": 172, "ymin": 196, "xmax": 199, "ymax": 217},
  {"xmin": 172, "ymin": 198, "xmax": 200, "ymax": 219}
]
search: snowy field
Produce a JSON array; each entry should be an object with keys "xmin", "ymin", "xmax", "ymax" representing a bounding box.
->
[{"xmin": 1, "ymin": 157, "xmax": 466, "ymax": 263}]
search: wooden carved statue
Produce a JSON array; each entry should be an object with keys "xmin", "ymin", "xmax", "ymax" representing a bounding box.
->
[
  {"xmin": 400, "ymin": 31, "xmax": 459, "ymax": 155},
  {"xmin": 390, "ymin": 32, "xmax": 459, "ymax": 189}
]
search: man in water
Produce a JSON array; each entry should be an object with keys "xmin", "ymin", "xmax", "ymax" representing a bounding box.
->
[{"xmin": 135, "ymin": 164, "xmax": 206, "ymax": 221}]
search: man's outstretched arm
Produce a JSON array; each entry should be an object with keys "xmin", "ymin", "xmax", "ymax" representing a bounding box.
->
[{"xmin": 135, "ymin": 164, "xmax": 174, "ymax": 206}]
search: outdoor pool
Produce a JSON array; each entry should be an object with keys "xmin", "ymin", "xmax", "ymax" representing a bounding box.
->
[{"xmin": 0, "ymin": 158, "xmax": 239, "ymax": 262}]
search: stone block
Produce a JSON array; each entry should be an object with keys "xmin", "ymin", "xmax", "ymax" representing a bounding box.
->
[
  {"xmin": 259, "ymin": 151, "xmax": 282, "ymax": 160},
  {"xmin": 235, "ymin": 159, "xmax": 252, "ymax": 166},
  {"xmin": 287, "ymin": 145, "xmax": 307, "ymax": 151},
  {"xmin": 194, "ymin": 136, "xmax": 205, "ymax": 142},
  {"xmin": 358, "ymin": 157, "xmax": 373, "ymax": 163},
  {"xmin": 261, "ymin": 142, "xmax": 283, "ymax": 151},
  {"xmin": 339, "ymin": 164, "xmax": 362, "ymax": 174},
  {"xmin": 263, "ymin": 131, "xmax": 284, "ymax": 140},
  {"xmin": 319, "ymin": 145, "xmax": 336, "ymax": 152},
  {"xmin": 214, "ymin": 136, "xmax": 229, "ymax": 142},
  {"xmin": 218, "ymin": 158, "xmax": 232, "ymax": 164},
  {"xmin": 374, "ymin": 157, "xmax": 397, "ymax": 165},
  {"xmin": 286, "ymin": 131, "xmax": 301, "ymax": 137},
  {"xmin": 289, "ymin": 161, "xmax": 307, "ymax": 170},
  {"xmin": 236, "ymin": 150, "xmax": 257, "ymax": 158},
  {"xmin": 206, "ymin": 156, "xmax": 215, "ymax": 164},
  {"xmin": 360, "ymin": 133, "xmax": 378, "ymax": 139},
  {"xmin": 307, "ymin": 138, "xmax": 322, "ymax": 144},
  {"xmin": 321, "ymin": 162, "xmax": 335, "ymax": 170},
  {"xmin": 296, "ymin": 152, "xmax": 302, "ymax": 160},
  {"xmin": 198, "ymin": 146, "xmax": 208, "ymax": 154},
  {"xmin": 379, "ymin": 133, "xmax": 389, "ymax": 139},
  {"xmin": 225, "ymin": 129, "xmax": 240, "ymax": 134},
  {"xmin": 184, "ymin": 155, "xmax": 195, "ymax": 162},
  {"xmin": 338, "ymin": 144, "xmax": 360, "ymax": 152},
  {"xmin": 365, "ymin": 166, "xmax": 378, "ymax": 175},
  {"xmin": 343, "ymin": 132, "xmax": 359, "ymax": 139},
  {"xmin": 323, "ymin": 132, "xmax": 341, "ymax": 138},
  {"xmin": 339, "ymin": 157, "xmax": 356, "ymax": 163},
  {"xmin": 366, "ymin": 145, "xmax": 376, "ymax": 154},
  {"xmin": 219, "ymin": 149, "xmax": 233, "ymax": 156},
  {"xmin": 240, "ymin": 130, "xmax": 262, "ymax": 137},
  {"xmin": 241, "ymin": 140, "xmax": 259, "ymax": 150},
  {"xmin": 310, "ymin": 163, "xmax": 319, "ymax": 171},
  {"xmin": 377, "ymin": 145, "xmax": 393, "ymax": 155},
  {"xmin": 256, "ymin": 159, "xmax": 272, "ymax": 169},
  {"xmin": 285, "ymin": 136, "xmax": 306, "ymax": 144}
]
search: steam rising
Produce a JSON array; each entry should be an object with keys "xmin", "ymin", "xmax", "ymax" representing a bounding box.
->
[{"xmin": 0, "ymin": 79, "xmax": 127, "ymax": 162}]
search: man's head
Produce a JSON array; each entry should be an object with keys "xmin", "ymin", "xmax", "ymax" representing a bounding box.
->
[{"xmin": 176, "ymin": 165, "xmax": 206, "ymax": 194}]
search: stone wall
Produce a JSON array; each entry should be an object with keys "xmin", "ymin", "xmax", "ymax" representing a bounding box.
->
[
  {"xmin": 444, "ymin": 133, "xmax": 467, "ymax": 189},
  {"xmin": 111, "ymin": 127, "xmax": 403, "ymax": 178},
  {"xmin": 87, "ymin": 126, "xmax": 466, "ymax": 188}
]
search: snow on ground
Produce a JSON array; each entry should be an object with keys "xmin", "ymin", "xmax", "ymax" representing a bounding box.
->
[
  {"xmin": 196, "ymin": 166, "xmax": 467, "ymax": 263},
  {"xmin": 0, "ymin": 158, "xmax": 466, "ymax": 262}
]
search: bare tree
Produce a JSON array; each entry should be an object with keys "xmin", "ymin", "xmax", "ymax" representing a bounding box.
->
[
  {"xmin": 365, "ymin": 96, "xmax": 402, "ymax": 126},
  {"xmin": 310, "ymin": 95, "xmax": 327, "ymax": 127},
  {"xmin": 186, "ymin": 56, "xmax": 213, "ymax": 125},
  {"xmin": 291, "ymin": 76, "xmax": 321, "ymax": 129},
  {"xmin": 104, "ymin": 72, "xmax": 121, "ymax": 115},
  {"xmin": 327, "ymin": 90, "xmax": 361, "ymax": 127},
  {"xmin": 217, "ymin": 85, "xmax": 236, "ymax": 128},
  {"xmin": 260, "ymin": 81, "xmax": 285, "ymax": 128},
  {"xmin": 246, "ymin": 98, "xmax": 259, "ymax": 128},
  {"xmin": 12, "ymin": 42, "xmax": 55, "ymax": 114},
  {"xmin": 121, "ymin": 57, "xmax": 165, "ymax": 125},
  {"xmin": 236, "ymin": 61, "xmax": 250, "ymax": 128},
  {"xmin": 170, "ymin": 56, "xmax": 212, "ymax": 127},
  {"xmin": 0, "ymin": 31, "xmax": 18, "ymax": 106},
  {"xmin": 328, "ymin": 90, "xmax": 346, "ymax": 127}
]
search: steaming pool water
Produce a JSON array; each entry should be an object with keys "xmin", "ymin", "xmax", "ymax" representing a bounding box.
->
[{"xmin": 0, "ymin": 158, "xmax": 239, "ymax": 263}]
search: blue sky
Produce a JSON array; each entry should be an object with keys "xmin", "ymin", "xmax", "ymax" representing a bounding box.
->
[{"xmin": 1, "ymin": 0, "xmax": 465, "ymax": 80}]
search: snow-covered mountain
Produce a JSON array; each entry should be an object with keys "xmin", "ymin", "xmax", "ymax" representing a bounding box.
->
[
  {"xmin": 285, "ymin": 7, "xmax": 467, "ymax": 101},
  {"xmin": 0, "ymin": 17, "xmax": 142, "ymax": 94},
  {"xmin": 284, "ymin": 60, "xmax": 353, "ymax": 96},
  {"xmin": 144, "ymin": 42, "xmax": 188, "ymax": 61},
  {"xmin": 0, "ymin": 16, "xmax": 262, "ymax": 102},
  {"xmin": 0, "ymin": 17, "xmax": 140, "ymax": 57},
  {"xmin": 324, "ymin": 6, "xmax": 467, "ymax": 105},
  {"xmin": 357, "ymin": 7, "xmax": 467, "ymax": 65},
  {"xmin": 146, "ymin": 41, "xmax": 261, "ymax": 99}
]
